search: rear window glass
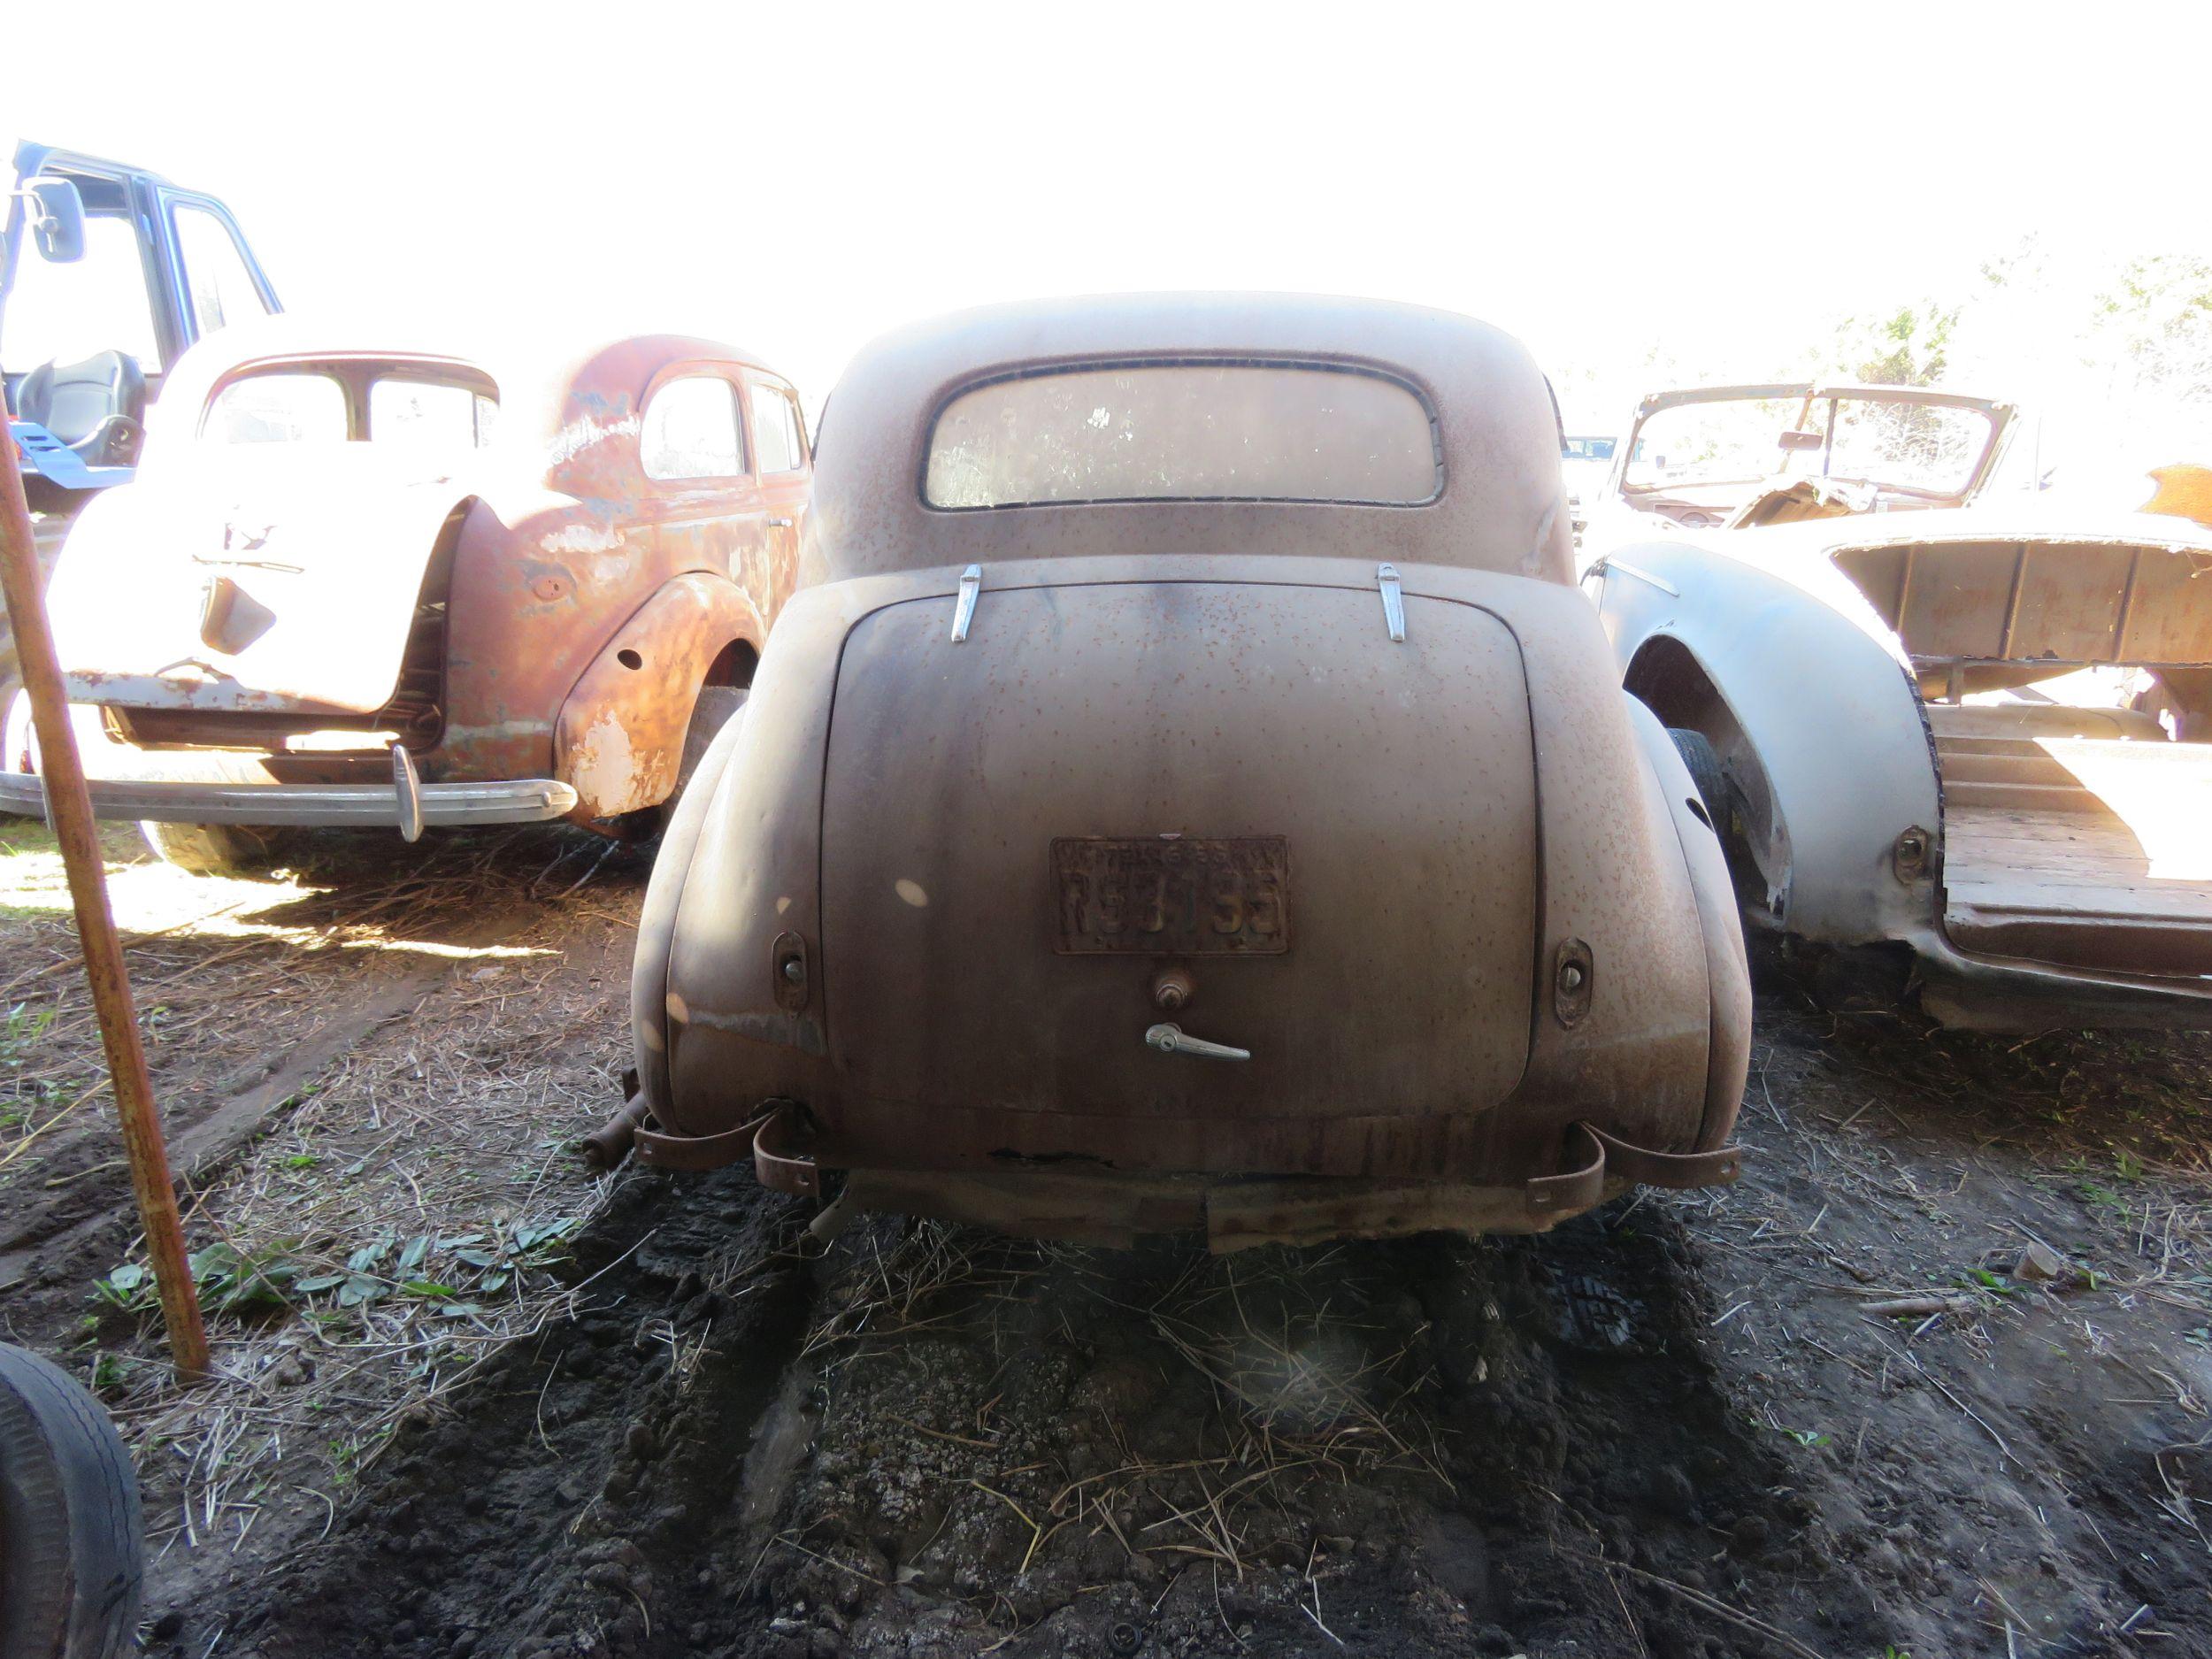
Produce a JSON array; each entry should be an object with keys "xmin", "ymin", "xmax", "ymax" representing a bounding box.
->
[
  {"xmin": 371, "ymin": 377, "xmax": 500, "ymax": 451},
  {"xmin": 924, "ymin": 363, "xmax": 1440, "ymax": 509},
  {"xmin": 204, "ymin": 373, "xmax": 347, "ymax": 443}
]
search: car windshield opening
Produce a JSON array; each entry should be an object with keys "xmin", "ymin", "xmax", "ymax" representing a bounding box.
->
[
  {"xmin": 924, "ymin": 361, "xmax": 1440, "ymax": 509},
  {"xmin": 1624, "ymin": 394, "xmax": 1993, "ymax": 505}
]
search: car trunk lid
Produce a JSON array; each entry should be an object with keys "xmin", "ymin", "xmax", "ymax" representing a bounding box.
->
[
  {"xmin": 818, "ymin": 575, "xmax": 1540, "ymax": 1167},
  {"xmin": 45, "ymin": 447, "xmax": 464, "ymax": 716}
]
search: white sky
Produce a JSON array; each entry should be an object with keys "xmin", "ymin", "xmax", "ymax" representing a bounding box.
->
[{"xmin": 12, "ymin": 0, "xmax": 2212, "ymax": 433}]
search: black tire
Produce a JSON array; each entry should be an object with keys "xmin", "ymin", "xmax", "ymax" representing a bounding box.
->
[
  {"xmin": 137, "ymin": 820, "xmax": 283, "ymax": 875},
  {"xmin": 1665, "ymin": 727, "xmax": 1729, "ymax": 834},
  {"xmin": 0, "ymin": 1343, "xmax": 142, "ymax": 1659},
  {"xmin": 658, "ymin": 686, "xmax": 749, "ymax": 831}
]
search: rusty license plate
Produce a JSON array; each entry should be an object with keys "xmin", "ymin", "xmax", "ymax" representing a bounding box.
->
[{"xmin": 1052, "ymin": 836, "xmax": 1289, "ymax": 955}]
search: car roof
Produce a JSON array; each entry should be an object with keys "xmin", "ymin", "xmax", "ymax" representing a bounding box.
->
[
  {"xmin": 803, "ymin": 293, "xmax": 1573, "ymax": 587},
  {"xmin": 145, "ymin": 315, "xmax": 786, "ymax": 487}
]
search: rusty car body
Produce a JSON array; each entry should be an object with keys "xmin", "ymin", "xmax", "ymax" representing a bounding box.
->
[
  {"xmin": 619, "ymin": 294, "xmax": 1749, "ymax": 1251},
  {"xmin": 1586, "ymin": 488, "xmax": 2212, "ymax": 1029},
  {"xmin": 2, "ymin": 315, "xmax": 811, "ymax": 865}
]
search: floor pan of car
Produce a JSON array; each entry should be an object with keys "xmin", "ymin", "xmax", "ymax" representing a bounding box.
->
[{"xmin": 1934, "ymin": 715, "xmax": 2212, "ymax": 974}]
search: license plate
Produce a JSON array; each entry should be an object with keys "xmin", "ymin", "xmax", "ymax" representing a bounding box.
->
[{"xmin": 1052, "ymin": 836, "xmax": 1289, "ymax": 955}]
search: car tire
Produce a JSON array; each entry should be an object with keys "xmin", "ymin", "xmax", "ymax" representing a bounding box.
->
[
  {"xmin": 137, "ymin": 821, "xmax": 283, "ymax": 876},
  {"xmin": 0, "ymin": 1342, "xmax": 143, "ymax": 1659},
  {"xmin": 1665, "ymin": 728, "xmax": 1729, "ymax": 835},
  {"xmin": 658, "ymin": 687, "xmax": 748, "ymax": 832}
]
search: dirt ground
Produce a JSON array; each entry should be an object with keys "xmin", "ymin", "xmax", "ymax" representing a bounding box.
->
[{"xmin": 1, "ymin": 820, "xmax": 2208, "ymax": 1659}]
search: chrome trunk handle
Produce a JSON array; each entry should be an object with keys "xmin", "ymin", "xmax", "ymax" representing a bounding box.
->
[{"xmin": 1144, "ymin": 1023, "xmax": 1250, "ymax": 1062}]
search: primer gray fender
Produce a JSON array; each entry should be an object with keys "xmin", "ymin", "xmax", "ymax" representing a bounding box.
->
[{"xmin": 1594, "ymin": 536, "xmax": 1939, "ymax": 948}]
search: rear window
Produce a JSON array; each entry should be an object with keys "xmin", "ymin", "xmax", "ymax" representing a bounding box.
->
[
  {"xmin": 370, "ymin": 376, "xmax": 500, "ymax": 451},
  {"xmin": 204, "ymin": 372, "xmax": 347, "ymax": 444},
  {"xmin": 924, "ymin": 362, "xmax": 1440, "ymax": 509}
]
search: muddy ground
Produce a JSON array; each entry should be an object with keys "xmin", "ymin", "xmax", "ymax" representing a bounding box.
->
[{"xmin": 1, "ymin": 821, "xmax": 2208, "ymax": 1658}]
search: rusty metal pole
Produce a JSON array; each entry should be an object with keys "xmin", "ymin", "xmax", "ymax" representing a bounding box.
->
[{"xmin": 0, "ymin": 427, "xmax": 209, "ymax": 1381}]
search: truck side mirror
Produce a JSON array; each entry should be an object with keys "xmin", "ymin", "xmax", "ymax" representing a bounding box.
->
[{"xmin": 24, "ymin": 176, "xmax": 87, "ymax": 263}]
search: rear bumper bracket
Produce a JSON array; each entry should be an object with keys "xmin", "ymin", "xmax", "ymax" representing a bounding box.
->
[{"xmin": 1525, "ymin": 1119, "xmax": 1740, "ymax": 1215}]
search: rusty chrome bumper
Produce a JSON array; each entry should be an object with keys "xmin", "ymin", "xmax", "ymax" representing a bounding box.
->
[{"xmin": 0, "ymin": 770, "xmax": 577, "ymax": 833}]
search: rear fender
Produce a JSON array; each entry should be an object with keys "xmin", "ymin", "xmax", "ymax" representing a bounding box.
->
[
  {"xmin": 1599, "ymin": 540, "xmax": 1941, "ymax": 947},
  {"xmin": 553, "ymin": 572, "xmax": 763, "ymax": 819},
  {"xmin": 1626, "ymin": 698, "xmax": 1751, "ymax": 1149},
  {"xmin": 650, "ymin": 582, "xmax": 864, "ymax": 1135},
  {"xmin": 632, "ymin": 698, "xmax": 749, "ymax": 1114}
]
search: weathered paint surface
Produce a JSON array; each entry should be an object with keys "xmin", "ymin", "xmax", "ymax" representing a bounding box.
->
[
  {"xmin": 631, "ymin": 296, "xmax": 1750, "ymax": 1245},
  {"xmin": 23, "ymin": 319, "xmax": 814, "ymax": 829}
]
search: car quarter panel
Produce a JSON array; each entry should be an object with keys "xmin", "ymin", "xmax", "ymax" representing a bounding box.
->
[
  {"xmin": 1594, "ymin": 536, "xmax": 1942, "ymax": 949},
  {"xmin": 550, "ymin": 572, "xmax": 768, "ymax": 820}
]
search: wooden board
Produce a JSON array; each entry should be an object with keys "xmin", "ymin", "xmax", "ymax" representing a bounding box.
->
[{"xmin": 1940, "ymin": 731, "xmax": 2212, "ymax": 973}]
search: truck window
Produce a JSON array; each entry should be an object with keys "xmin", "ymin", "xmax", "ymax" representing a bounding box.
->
[
  {"xmin": 204, "ymin": 373, "xmax": 347, "ymax": 443},
  {"xmin": 0, "ymin": 215, "xmax": 160, "ymax": 375},
  {"xmin": 641, "ymin": 376, "xmax": 745, "ymax": 480},
  {"xmin": 172, "ymin": 205, "xmax": 271, "ymax": 342},
  {"xmin": 370, "ymin": 377, "xmax": 499, "ymax": 451},
  {"xmin": 926, "ymin": 363, "xmax": 1441, "ymax": 509}
]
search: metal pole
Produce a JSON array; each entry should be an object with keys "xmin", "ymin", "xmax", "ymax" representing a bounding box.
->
[{"xmin": 0, "ymin": 428, "xmax": 208, "ymax": 1381}]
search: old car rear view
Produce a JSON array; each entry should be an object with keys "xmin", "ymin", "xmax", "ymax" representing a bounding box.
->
[
  {"xmin": 622, "ymin": 295, "xmax": 1749, "ymax": 1249},
  {"xmin": 3, "ymin": 319, "xmax": 811, "ymax": 867}
]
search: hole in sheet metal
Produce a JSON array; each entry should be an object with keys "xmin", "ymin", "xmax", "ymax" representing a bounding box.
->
[{"xmin": 617, "ymin": 648, "xmax": 644, "ymax": 671}]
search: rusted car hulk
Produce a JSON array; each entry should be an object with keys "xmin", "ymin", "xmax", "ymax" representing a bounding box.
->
[
  {"xmin": 2, "ymin": 317, "xmax": 810, "ymax": 866},
  {"xmin": 621, "ymin": 295, "xmax": 1748, "ymax": 1250}
]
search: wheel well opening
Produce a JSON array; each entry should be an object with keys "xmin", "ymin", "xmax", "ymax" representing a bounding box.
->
[
  {"xmin": 1625, "ymin": 636, "xmax": 1789, "ymax": 918},
  {"xmin": 703, "ymin": 639, "xmax": 759, "ymax": 688}
]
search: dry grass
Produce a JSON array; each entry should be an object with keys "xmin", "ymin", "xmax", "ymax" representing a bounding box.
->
[
  {"xmin": 1675, "ymin": 992, "xmax": 2212, "ymax": 1578},
  {"xmin": 0, "ymin": 822, "xmax": 581, "ymax": 1203},
  {"xmin": 0, "ymin": 822, "xmax": 647, "ymax": 1555},
  {"xmin": 803, "ymin": 1218, "xmax": 1448, "ymax": 1594}
]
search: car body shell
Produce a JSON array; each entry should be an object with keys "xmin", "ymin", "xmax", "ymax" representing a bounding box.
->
[
  {"xmin": 1586, "ymin": 502, "xmax": 2212, "ymax": 1027},
  {"xmin": 630, "ymin": 294, "xmax": 1750, "ymax": 1249},
  {"xmin": 4, "ymin": 316, "xmax": 811, "ymax": 833}
]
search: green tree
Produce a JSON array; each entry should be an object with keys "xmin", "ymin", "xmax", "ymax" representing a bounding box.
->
[
  {"xmin": 2089, "ymin": 254, "xmax": 2212, "ymax": 404},
  {"xmin": 1832, "ymin": 301, "xmax": 1961, "ymax": 388}
]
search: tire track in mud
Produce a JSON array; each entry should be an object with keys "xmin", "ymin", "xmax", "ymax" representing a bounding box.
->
[
  {"xmin": 0, "ymin": 843, "xmax": 559, "ymax": 1298},
  {"xmin": 209, "ymin": 1180, "xmax": 1900, "ymax": 1659}
]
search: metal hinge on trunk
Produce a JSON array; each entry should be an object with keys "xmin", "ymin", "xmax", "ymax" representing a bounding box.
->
[{"xmin": 1377, "ymin": 563, "xmax": 1406, "ymax": 642}]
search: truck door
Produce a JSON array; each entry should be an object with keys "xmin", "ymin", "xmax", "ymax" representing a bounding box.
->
[
  {"xmin": 149, "ymin": 185, "xmax": 280, "ymax": 366},
  {"xmin": 4, "ymin": 142, "xmax": 280, "ymax": 406}
]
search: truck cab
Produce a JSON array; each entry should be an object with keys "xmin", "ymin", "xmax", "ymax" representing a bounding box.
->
[{"xmin": 4, "ymin": 140, "xmax": 279, "ymax": 513}]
